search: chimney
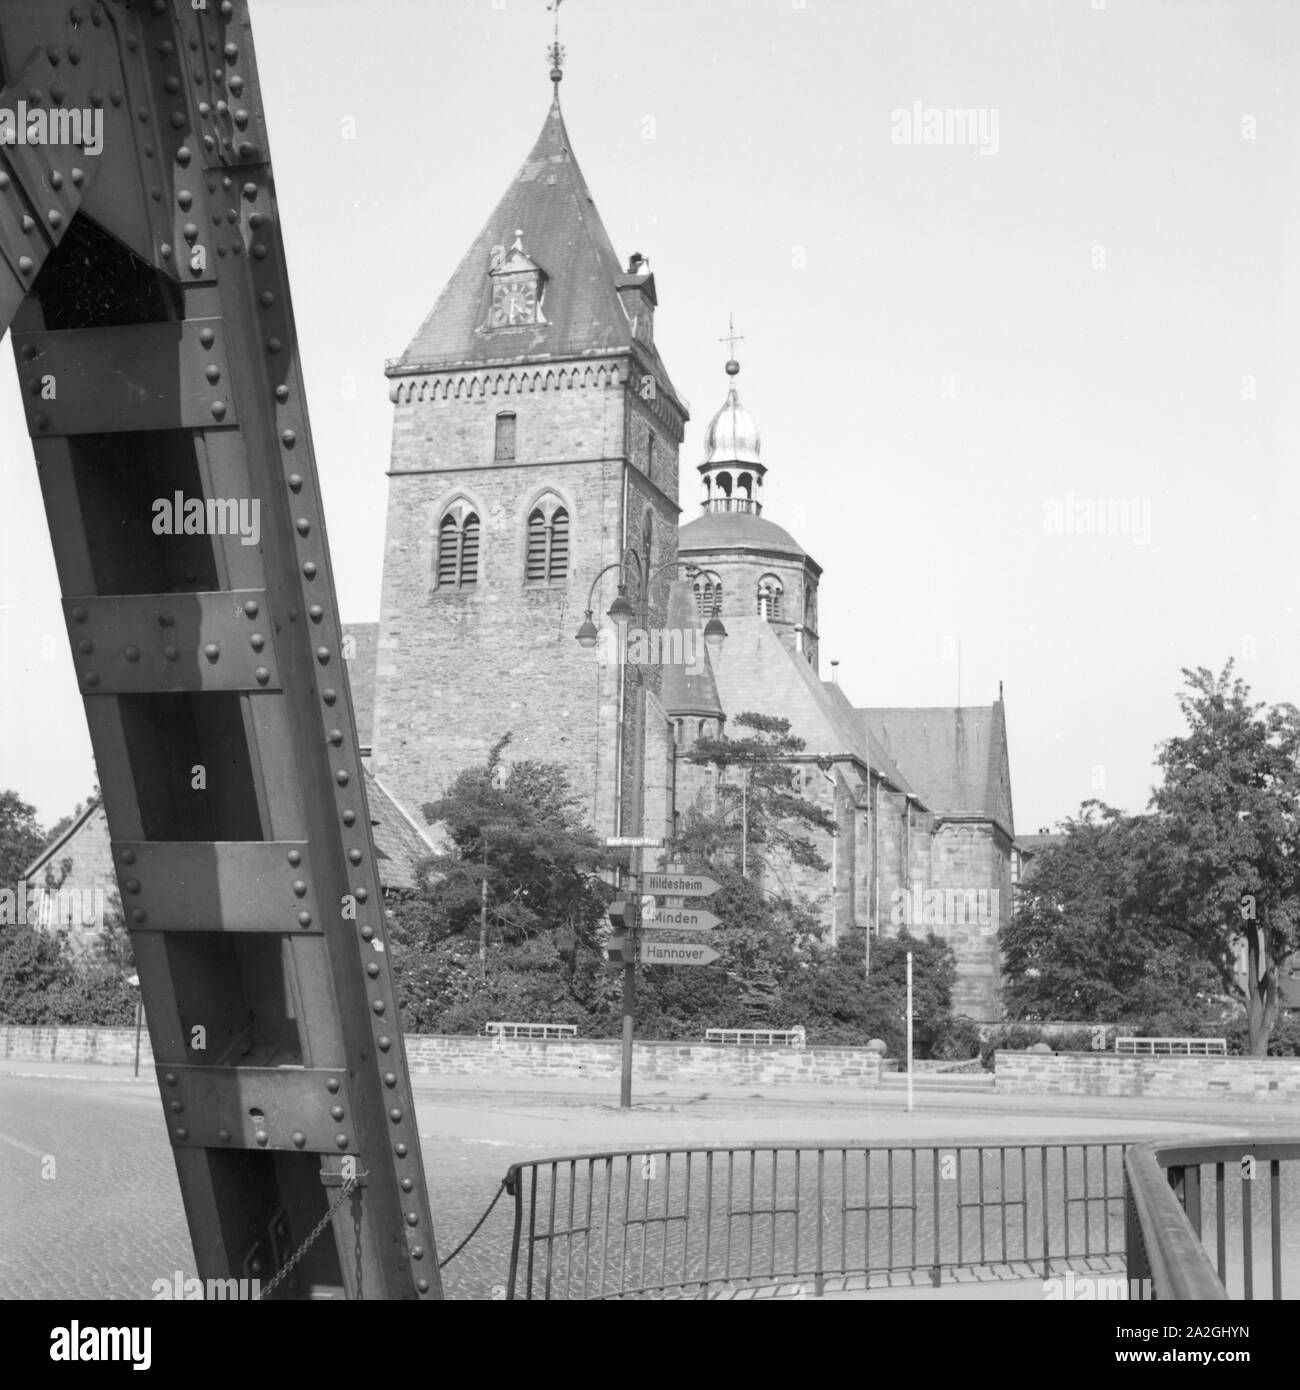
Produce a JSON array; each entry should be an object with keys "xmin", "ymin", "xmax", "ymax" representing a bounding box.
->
[{"xmin": 830, "ymin": 660, "xmax": 840, "ymax": 686}]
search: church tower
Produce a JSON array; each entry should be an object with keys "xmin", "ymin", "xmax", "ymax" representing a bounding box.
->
[
  {"xmin": 679, "ymin": 351, "xmax": 822, "ymax": 670},
  {"xmin": 371, "ymin": 62, "xmax": 688, "ymax": 836}
]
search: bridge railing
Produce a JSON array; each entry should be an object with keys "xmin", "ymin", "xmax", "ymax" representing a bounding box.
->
[
  {"xmin": 503, "ymin": 1139, "xmax": 1129, "ymax": 1300},
  {"xmin": 1125, "ymin": 1139, "xmax": 1300, "ymax": 1300},
  {"xmin": 1114, "ymin": 1037, "xmax": 1227, "ymax": 1056}
]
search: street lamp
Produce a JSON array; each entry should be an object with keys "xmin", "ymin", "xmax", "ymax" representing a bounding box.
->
[{"xmin": 574, "ymin": 557, "xmax": 725, "ymax": 1107}]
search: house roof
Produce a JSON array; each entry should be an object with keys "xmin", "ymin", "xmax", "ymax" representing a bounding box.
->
[
  {"xmin": 365, "ymin": 770, "xmax": 437, "ymax": 892},
  {"xmin": 389, "ymin": 95, "xmax": 681, "ymax": 409},
  {"xmin": 23, "ymin": 799, "xmax": 101, "ymax": 880},
  {"xmin": 860, "ymin": 705, "xmax": 1012, "ymax": 833}
]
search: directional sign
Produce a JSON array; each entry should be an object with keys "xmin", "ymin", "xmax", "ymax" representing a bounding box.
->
[
  {"xmin": 604, "ymin": 836, "xmax": 664, "ymax": 849},
  {"xmin": 640, "ymin": 940, "xmax": 720, "ymax": 967},
  {"xmin": 641, "ymin": 907, "xmax": 722, "ymax": 932},
  {"xmin": 642, "ymin": 873, "xmax": 720, "ymax": 898}
]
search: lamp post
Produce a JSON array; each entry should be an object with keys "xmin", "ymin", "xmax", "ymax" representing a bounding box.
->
[
  {"xmin": 816, "ymin": 758, "xmax": 838, "ymax": 948},
  {"xmin": 576, "ymin": 557, "xmax": 725, "ymax": 1108},
  {"xmin": 126, "ymin": 972, "xmax": 142, "ymax": 1078}
]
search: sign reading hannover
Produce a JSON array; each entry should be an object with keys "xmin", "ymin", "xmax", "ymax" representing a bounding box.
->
[{"xmin": 640, "ymin": 940, "xmax": 720, "ymax": 967}]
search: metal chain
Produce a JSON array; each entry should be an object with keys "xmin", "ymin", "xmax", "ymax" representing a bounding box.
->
[
  {"xmin": 439, "ymin": 1178, "xmax": 509, "ymax": 1269},
  {"xmin": 258, "ymin": 1178, "xmax": 357, "ymax": 1301}
]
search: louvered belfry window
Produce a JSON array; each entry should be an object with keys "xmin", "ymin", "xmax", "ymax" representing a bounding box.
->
[
  {"xmin": 548, "ymin": 508, "xmax": 569, "ymax": 580},
  {"xmin": 524, "ymin": 499, "xmax": 569, "ymax": 584},
  {"xmin": 526, "ymin": 508, "xmax": 547, "ymax": 581},
  {"xmin": 436, "ymin": 508, "xmax": 480, "ymax": 590}
]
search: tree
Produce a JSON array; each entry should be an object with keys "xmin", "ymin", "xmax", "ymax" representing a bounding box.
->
[
  {"xmin": 0, "ymin": 789, "xmax": 46, "ymax": 886},
  {"xmin": 687, "ymin": 713, "xmax": 835, "ymax": 877},
  {"xmin": 1001, "ymin": 802, "xmax": 1223, "ymax": 1029},
  {"xmin": 1148, "ymin": 664, "xmax": 1300, "ymax": 1054}
]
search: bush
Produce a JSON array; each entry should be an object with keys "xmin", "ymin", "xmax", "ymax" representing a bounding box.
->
[
  {"xmin": 931, "ymin": 1015, "xmax": 983, "ymax": 1061},
  {"xmin": 979, "ymin": 1025, "xmax": 1095, "ymax": 1070},
  {"xmin": 0, "ymin": 925, "xmax": 135, "ymax": 1026}
]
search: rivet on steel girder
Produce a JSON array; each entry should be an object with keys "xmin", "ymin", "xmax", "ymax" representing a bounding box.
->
[
  {"xmin": 411, "ymin": 1245, "xmax": 424, "ymax": 1259},
  {"xmin": 297, "ymin": 911, "xmax": 311, "ymax": 927},
  {"xmin": 19, "ymin": 259, "xmax": 34, "ymax": 276},
  {"xmin": 330, "ymin": 1106, "xmax": 344, "ymax": 1121},
  {"xmin": 124, "ymin": 645, "xmax": 140, "ymax": 662},
  {"xmin": 390, "ymin": 1108, "xmax": 403, "ymax": 1124},
  {"xmin": 366, "ymin": 963, "xmax": 379, "ymax": 979},
  {"xmin": 417, "ymin": 1279, "xmax": 430, "ymax": 1293},
  {"xmin": 291, "ymin": 1132, "xmax": 306, "ymax": 1149},
  {"xmin": 377, "ymin": 1036, "xmax": 391, "ymax": 1051},
  {"xmin": 383, "ymin": 1073, "xmax": 397, "ymax": 1088},
  {"xmin": 255, "ymin": 1130, "xmax": 268, "ymax": 1146},
  {"xmin": 71, "ymin": 168, "xmax": 84, "ymax": 186},
  {"xmin": 210, "ymin": 401, "xmax": 226, "ymax": 420},
  {"xmin": 159, "ymin": 242, "xmax": 172, "ymax": 259},
  {"xmin": 217, "ymin": 1128, "xmax": 230, "ymax": 1142},
  {"xmin": 335, "ymin": 1134, "xmax": 349, "ymax": 1150},
  {"xmin": 164, "ymin": 1073, "xmax": 177, "ymax": 1086},
  {"xmin": 249, "ymin": 633, "xmax": 264, "ymax": 651},
  {"xmin": 372, "ymin": 1000, "xmax": 385, "ymax": 1016},
  {"xmin": 119, "ymin": 849, "xmax": 136, "ymax": 865},
  {"xmin": 275, "ymin": 385, "xmax": 290, "ymax": 402},
  {"xmin": 323, "ymin": 689, "xmax": 338, "ymax": 706},
  {"xmin": 267, "ymin": 337, "xmax": 283, "ymax": 354},
  {"xmin": 348, "ymin": 848, "xmax": 362, "ymax": 864},
  {"xmin": 308, "ymin": 605, "xmax": 323, "ymax": 621},
  {"xmin": 287, "ymin": 474, "xmax": 302, "ymax": 492},
  {"xmin": 51, "ymin": 169, "xmax": 64, "ymax": 188},
  {"xmin": 132, "ymin": 909, "xmax": 146, "ymax": 923},
  {"xmin": 341, "ymin": 810, "xmax": 355, "ymax": 827},
  {"xmin": 124, "ymin": 879, "xmax": 140, "ymax": 894},
  {"xmin": 396, "ymin": 1143, "xmax": 408, "ymax": 1157},
  {"xmin": 286, "ymin": 849, "xmax": 302, "ymax": 866},
  {"xmin": 316, "ymin": 646, "xmax": 330, "ymax": 664},
  {"xmin": 198, "ymin": 326, "xmax": 215, "ymax": 347},
  {"xmin": 71, "ymin": 606, "xmax": 87, "ymax": 622},
  {"xmin": 77, "ymin": 639, "xmax": 92, "ymax": 654},
  {"xmin": 176, "ymin": 146, "xmax": 191, "ymax": 165},
  {"xmin": 353, "ymin": 887, "xmax": 367, "ymax": 903},
  {"xmin": 281, "ymin": 429, "xmax": 296, "ymax": 446},
  {"xmin": 291, "ymin": 880, "xmax": 306, "ymax": 896},
  {"xmin": 406, "ymin": 1213, "xmax": 419, "ymax": 1227},
  {"xmin": 169, "ymin": 1101, "xmax": 183, "ymax": 1114},
  {"xmin": 175, "ymin": 1128, "xmax": 188, "ymax": 1141},
  {"xmin": 302, "ymin": 561, "xmax": 316, "ymax": 578},
  {"xmin": 203, "ymin": 642, "xmax": 220, "ymax": 661},
  {"xmin": 325, "ymin": 1077, "xmax": 340, "ymax": 1094},
  {"xmin": 400, "ymin": 1177, "xmax": 413, "ymax": 1192},
  {"xmin": 82, "ymin": 670, "xmax": 98, "ymax": 686}
]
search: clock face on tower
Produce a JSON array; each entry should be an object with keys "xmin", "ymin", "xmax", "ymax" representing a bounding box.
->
[{"xmin": 491, "ymin": 277, "xmax": 537, "ymax": 327}]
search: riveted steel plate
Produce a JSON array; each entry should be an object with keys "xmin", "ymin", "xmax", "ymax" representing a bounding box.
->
[
  {"xmin": 158, "ymin": 1065, "xmax": 353, "ymax": 1152},
  {"xmin": 112, "ymin": 840, "xmax": 318, "ymax": 933},
  {"xmin": 14, "ymin": 318, "xmax": 236, "ymax": 436},
  {"xmin": 65, "ymin": 589, "xmax": 280, "ymax": 694}
]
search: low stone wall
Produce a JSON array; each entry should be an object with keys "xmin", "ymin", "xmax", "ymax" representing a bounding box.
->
[
  {"xmin": 0, "ymin": 1025, "xmax": 882, "ymax": 1088},
  {"xmin": 404, "ymin": 1035, "xmax": 882, "ymax": 1086},
  {"xmin": 0, "ymin": 1025, "xmax": 152, "ymax": 1066},
  {"xmin": 995, "ymin": 1049, "xmax": 1300, "ymax": 1102}
]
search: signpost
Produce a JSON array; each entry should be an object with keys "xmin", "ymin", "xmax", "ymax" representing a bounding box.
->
[
  {"xmin": 605, "ymin": 836, "xmax": 665, "ymax": 849},
  {"xmin": 640, "ymin": 940, "xmax": 720, "ymax": 966},
  {"xmin": 641, "ymin": 907, "xmax": 722, "ymax": 931}
]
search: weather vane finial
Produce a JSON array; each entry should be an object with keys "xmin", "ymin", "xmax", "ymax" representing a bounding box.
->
[
  {"xmin": 719, "ymin": 311, "xmax": 744, "ymax": 375},
  {"xmin": 547, "ymin": 0, "xmax": 565, "ymax": 89}
]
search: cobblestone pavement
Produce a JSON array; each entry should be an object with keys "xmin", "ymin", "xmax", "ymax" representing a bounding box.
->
[
  {"xmin": 2, "ymin": 1070, "xmax": 1296, "ymax": 1301},
  {"xmin": 0, "ymin": 1076, "xmax": 531, "ymax": 1301}
]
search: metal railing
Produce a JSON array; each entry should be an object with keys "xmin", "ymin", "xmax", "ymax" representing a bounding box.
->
[
  {"xmin": 1125, "ymin": 1139, "xmax": 1300, "ymax": 1300},
  {"xmin": 704, "ymin": 1028, "xmax": 806, "ymax": 1048},
  {"xmin": 484, "ymin": 1022, "xmax": 578, "ymax": 1040},
  {"xmin": 1114, "ymin": 1037, "xmax": 1227, "ymax": 1056},
  {"xmin": 504, "ymin": 1139, "xmax": 1128, "ymax": 1299}
]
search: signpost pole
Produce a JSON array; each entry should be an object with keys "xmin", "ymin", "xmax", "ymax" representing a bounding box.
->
[
  {"xmin": 620, "ymin": 844, "xmax": 639, "ymax": 1109},
  {"xmin": 906, "ymin": 951, "xmax": 914, "ymax": 1114}
]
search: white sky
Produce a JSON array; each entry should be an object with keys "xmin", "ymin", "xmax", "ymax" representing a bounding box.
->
[{"xmin": 1, "ymin": 0, "xmax": 1297, "ymax": 836}]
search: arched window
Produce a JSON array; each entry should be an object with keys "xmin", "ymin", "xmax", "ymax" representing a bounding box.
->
[
  {"xmin": 524, "ymin": 495, "xmax": 570, "ymax": 584},
  {"xmin": 757, "ymin": 575, "xmax": 783, "ymax": 621},
  {"xmin": 693, "ymin": 572, "xmax": 722, "ymax": 618},
  {"xmin": 435, "ymin": 503, "xmax": 481, "ymax": 590},
  {"xmin": 494, "ymin": 412, "xmax": 516, "ymax": 461}
]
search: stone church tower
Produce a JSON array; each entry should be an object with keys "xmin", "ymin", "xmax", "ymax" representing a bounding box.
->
[{"xmin": 372, "ymin": 80, "xmax": 688, "ymax": 837}]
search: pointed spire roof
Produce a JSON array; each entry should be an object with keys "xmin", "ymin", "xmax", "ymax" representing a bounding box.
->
[{"xmin": 391, "ymin": 97, "xmax": 680, "ymax": 398}]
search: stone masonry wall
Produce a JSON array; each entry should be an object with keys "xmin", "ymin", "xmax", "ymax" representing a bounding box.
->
[
  {"xmin": 995, "ymin": 1050, "xmax": 1300, "ymax": 1102},
  {"xmin": 0, "ymin": 1026, "xmax": 882, "ymax": 1088}
]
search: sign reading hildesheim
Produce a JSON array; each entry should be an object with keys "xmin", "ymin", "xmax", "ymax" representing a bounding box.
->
[
  {"xmin": 641, "ymin": 873, "xmax": 720, "ymax": 898},
  {"xmin": 640, "ymin": 940, "xmax": 720, "ymax": 966}
]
